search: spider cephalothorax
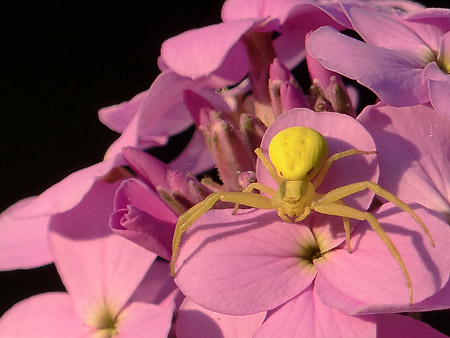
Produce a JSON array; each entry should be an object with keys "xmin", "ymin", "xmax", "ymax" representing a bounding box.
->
[{"xmin": 171, "ymin": 126, "xmax": 435, "ymax": 304}]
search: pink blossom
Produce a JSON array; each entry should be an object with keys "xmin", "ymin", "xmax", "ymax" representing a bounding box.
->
[
  {"xmin": 110, "ymin": 178, "xmax": 177, "ymax": 261},
  {"xmin": 109, "ymin": 147, "xmax": 217, "ymax": 260},
  {"xmin": 307, "ymin": 6, "xmax": 450, "ymax": 118},
  {"xmin": 0, "ymin": 159, "xmax": 125, "ymax": 270},
  {"xmin": 0, "ymin": 181, "xmax": 175, "ymax": 337},
  {"xmin": 100, "ymin": 70, "xmax": 231, "ymax": 174},
  {"xmin": 358, "ymin": 104, "xmax": 450, "ymax": 221},
  {"xmin": 160, "ymin": 0, "xmax": 349, "ymax": 85},
  {"xmin": 172, "ymin": 109, "xmax": 450, "ymax": 336},
  {"xmin": 0, "ymin": 71, "xmax": 228, "ymax": 270}
]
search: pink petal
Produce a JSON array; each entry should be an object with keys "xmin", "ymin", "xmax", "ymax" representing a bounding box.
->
[
  {"xmin": 175, "ymin": 209, "xmax": 317, "ymax": 315},
  {"xmin": 160, "ymin": 21, "xmax": 253, "ymax": 82},
  {"xmin": 104, "ymin": 71, "xmax": 202, "ymax": 159},
  {"xmin": 121, "ymin": 147, "xmax": 170, "ymax": 190},
  {"xmin": 104, "ymin": 108, "xmax": 164, "ymax": 160},
  {"xmin": 221, "ymin": 0, "xmax": 301, "ymax": 23},
  {"xmin": 437, "ymin": 31, "xmax": 450, "ymax": 71},
  {"xmin": 358, "ymin": 104, "xmax": 450, "ymax": 218},
  {"xmin": 257, "ymin": 108, "xmax": 379, "ymax": 211},
  {"xmin": 254, "ymin": 285, "xmax": 376, "ymax": 338},
  {"xmin": 0, "ymin": 292, "xmax": 91, "ymax": 337},
  {"xmin": 405, "ymin": 8, "xmax": 450, "ymax": 34},
  {"xmin": 307, "ymin": 26, "xmax": 429, "ymax": 106},
  {"xmin": 423, "ymin": 61, "xmax": 447, "ymax": 83},
  {"xmin": 48, "ymin": 181, "xmax": 157, "ymax": 324},
  {"xmin": 176, "ymin": 297, "xmax": 266, "ymax": 338},
  {"xmin": 98, "ymin": 90, "xmax": 146, "ymax": 133},
  {"xmin": 315, "ymin": 203, "xmax": 450, "ymax": 314},
  {"xmin": 110, "ymin": 179, "xmax": 176, "ymax": 260},
  {"xmin": 168, "ymin": 130, "xmax": 214, "ymax": 174},
  {"xmin": 116, "ymin": 302, "xmax": 173, "ymax": 338},
  {"xmin": 7, "ymin": 159, "xmax": 120, "ymax": 218},
  {"xmin": 376, "ymin": 313, "xmax": 449, "ymax": 338},
  {"xmin": 429, "ymin": 78, "xmax": 450, "ymax": 119},
  {"xmin": 343, "ymin": 5, "xmax": 434, "ymax": 64},
  {"xmin": 0, "ymin": 197, "xmax": 52, "ymax": 269},
  {"xmin": 128, "ymin": 260, "xmax": 179, "ymax": 308},
  {"xmin": 273, "ymin": 3, "xmax": 349, "ymax": 68},
  {"xmin": 409, "ymin": 276, "xmax": 450, "ymax": 312}
]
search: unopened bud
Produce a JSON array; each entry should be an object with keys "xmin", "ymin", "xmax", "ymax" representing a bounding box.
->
[
  {"xmin": 239, "ymin": 113, "xmax": 266, "ymax": 156},
  {"xmin": 205, "ymin": 111, "xmax": 256, "ymax": 191},
  {"xmin": 166, "ymin": 170, "xmax": 211, "ymax": 205}
]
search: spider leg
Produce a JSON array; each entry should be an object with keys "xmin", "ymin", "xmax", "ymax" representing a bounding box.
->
[
  {"xmin": 171, "ymin": 191, "xmax": 274, "ymax": 276},
  {"xmin": 317, "ymin": 181, "xmax": 435, "ymax": 247},
  {"xmin": 255, "ymin": 148, "xmax": 283, "ymax": 184},
  {"xmin": 343, "ymin": 216, "xmax": 351, "ymax": 253},
  {"xmin": 233, "ymin": 182, "xmax": 277, "ymax": 214},
  {"xmin": 313, "ymin": 149, "xmax": 377, "ymax": 189},
  {"xmin": 312, "ymin": 202, "xmax": 413, "ymax": 304},
  {"xmin": 331, "ymin": 199, "xmax": 352, "ymax": 252}
]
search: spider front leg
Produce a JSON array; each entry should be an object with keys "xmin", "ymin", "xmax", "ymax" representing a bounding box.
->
[
  {"xmin": 233, "ymin": 182, "xmax": 277, "ymax": 214},
  {"xmin": 312, "ymin": 202, "xmax": 414, "ymax": 304},
  {"xmin": 313, "ymin": 149, "xmax": 377, "ymax": 189},
  {"xmin": 171, "ymin": 191, "xmax": 274, "ymax": 277}
]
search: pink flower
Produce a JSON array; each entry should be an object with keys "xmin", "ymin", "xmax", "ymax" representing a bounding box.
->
[
  {"xmin": 100, "ymin": 70, "xmax": 231, "ymax": 174},
  {"xmin": 172, "ymin": 109, "xmax": 450, "ymax": 336},
  {"xmin": 358, "ymin": 103, "xmax": 450, "ymax": 221},
  {"xmin": 0, "ymin": 181, "xmax": 175, "ymax": 337},
  {"xmin": 0, "ymin": 71, "xmax": 228, "ymax": 270},
  {"xmin": 0, "ymin": 159, "xmax": 125, "ymax": 270},
  {"xmin": 307, "ymin": 6, "xmax": 450, "ymax": 118},
  {"xmin": 110, "ymin": 177, "xmax": 177, "ymax": 261},
  {"xmin": 160, "ymin": 0, "xmax": 349, "ymax": 85}
]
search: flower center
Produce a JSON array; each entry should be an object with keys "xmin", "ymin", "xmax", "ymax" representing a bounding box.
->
[
  {"xmin": 93, "ymin": 307, "xmax": 119, "ymax": 338},
  {"xmin": 297, "ymin": 240, "xmax": 322, "ymax": 266}
]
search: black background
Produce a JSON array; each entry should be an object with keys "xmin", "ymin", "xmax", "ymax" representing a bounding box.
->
[{"xmin": 1, "ymin": 0, "xmax": 449, "ymax": 334}]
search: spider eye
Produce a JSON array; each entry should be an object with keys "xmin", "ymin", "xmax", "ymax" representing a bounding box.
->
[{"xmin": 268, "ymin": 127, "xmax": 329, "ymax": 180}]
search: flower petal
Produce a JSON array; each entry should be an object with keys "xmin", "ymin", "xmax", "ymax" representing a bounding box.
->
[
  {"xmin": 0, "ymin": 197, "xmax": 52, "ymax": 269},
  {"xmin": 176, "ymin": 297, "xmax": 266, "ymax": 338},
  {"xmin": 48, "ymin": 181, "xmax": 157, "ymax": 324},
  {"xmin": 307, "ymin": 26, "xmax": 429, "ymax": 106},
  {"xmin": 7, "ymin": 160, "xmax": 120, "ymax": 218},
  {"xmin": 0, "ymin": 292, "xmax": 91, "ymax": 337},
  {"xmin": 429, "ymin": 78, "xmax": 450, "ymax": 119},
  {"xmin": 161, "ymin": 21, "xmax": 253, "ymax": 82},
  {"xmin": 110, "ymin": 179, "xmax": 177, "ymax": 260},
  {"xmin": 315, "ymin": 203, "xmax": 450, "ymax": 314},
  {"xmin": 117, "ymin": 302, "xmax": 173, "ymax": 338},
  {"xmin": 128, "ymin": 259, "xmax": 179, "ymax": 308},
  {"xmin": 254, "ymin": 285, "xmax": 376, "ymax": 338},
  {"xmin": 98, "ymin": 90, "xmax": 146, "ymax": 133},
  {"xmin": 358, "ymin": 104, "xmax": 450, "ymax": 219},
  {"xmin": 169, "ymin": 130, "xmax": 214, "ymax": 174},
  {"xmin": 175, "ymin": 209, "xmax": 317, "ymax": 315},
  {"xmin": 343, "ymin": 4, "xmax": 434, "ymax": 64},
  {"xmin": 104, "ymin": 71, "xmax": 202, "ymax": 160}
]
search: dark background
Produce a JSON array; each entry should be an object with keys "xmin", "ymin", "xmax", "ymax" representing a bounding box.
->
[{"xmin": 1, "ymin": 0, "xmax": 449, "ymax": 334}]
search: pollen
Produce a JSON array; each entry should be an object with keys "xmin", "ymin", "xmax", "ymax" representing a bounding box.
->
[{"xmin": 268, "ymin": 127, "xmax": 329, "ymax": 180}]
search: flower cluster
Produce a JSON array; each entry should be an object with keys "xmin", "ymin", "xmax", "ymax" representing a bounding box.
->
[{"xmin": 1, "ymin": 0, "xmax": 450, "ymax": 337}]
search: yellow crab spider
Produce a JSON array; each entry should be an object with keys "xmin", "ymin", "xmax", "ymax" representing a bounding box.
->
[{"xmin": 171, "ymin": 126, "xmax": 435, "ymax": 304}]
